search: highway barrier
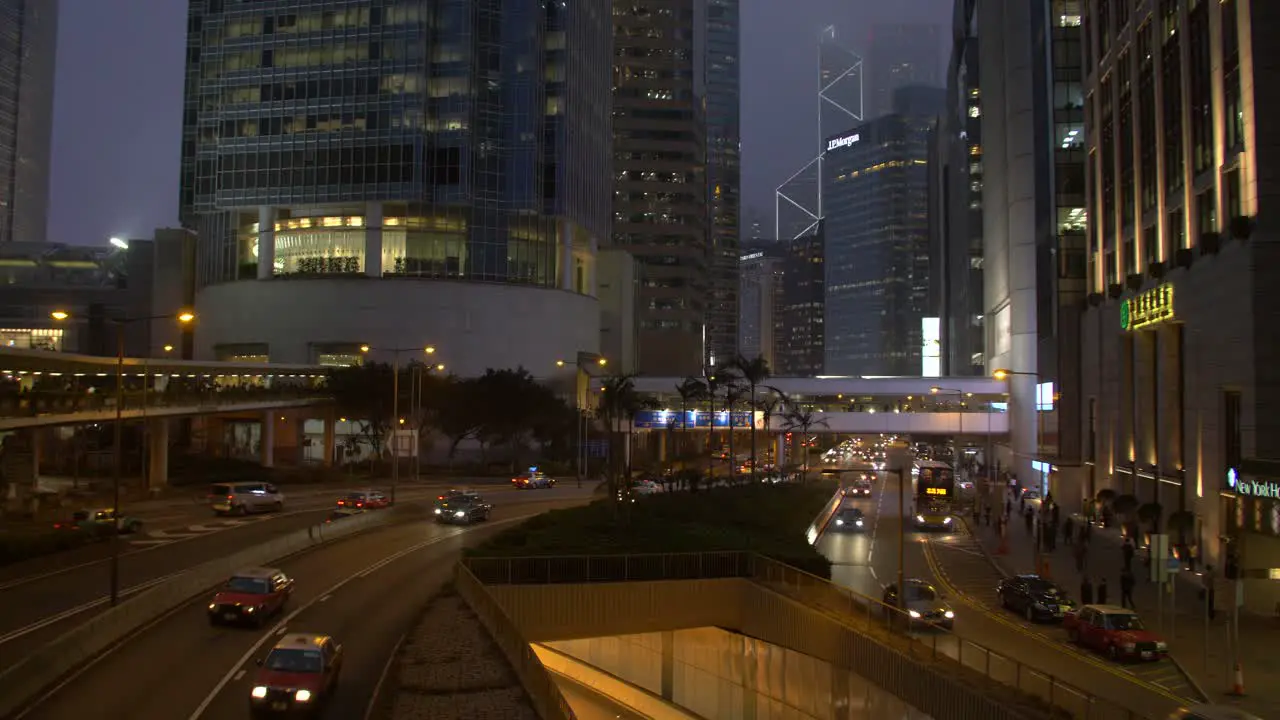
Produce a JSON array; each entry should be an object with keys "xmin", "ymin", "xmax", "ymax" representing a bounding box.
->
[
  {"xmin": 805, "ymin": 486, "xmax": 845, "ymax": 545},
  {"xmin": 0, "ymin": 507, "xmax": 397, "ymax": 717}
]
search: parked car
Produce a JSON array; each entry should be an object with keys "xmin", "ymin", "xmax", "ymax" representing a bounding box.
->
[
  {"xmin": 1167, "ymin": 706, "xmax": 1265, "ymax": 720},
  {"xmin": 210, "ymin": 481, "xmax": 284, "ymax": 516},
  {"xmin": 1063, "ymin": 604, "xmax": 1167, "ymax": 661},
  {"xmin": 436, "ymin": 496, "xmax": 493, "ymax": 525},
  {"xmin": 997, "ymin": 574, "xmax": 1076, "ymax": 622},
  {"xmin": 882, "ymin": 579, "xmax": 955, "ymax": 629},
  {"xmin": 209, "ymin": 568, "xmax": 293, "ymax": 627},
  {"xmin": 54, "ymin": 508, "xmax": 142, "ymax": 535},
  {"xmin": 336, "ymin": 490, "xmax": 389, "ymax": 510},
  {"xmin": 250, "ymin": 633, "xmax": 342, "ymax": 716}
]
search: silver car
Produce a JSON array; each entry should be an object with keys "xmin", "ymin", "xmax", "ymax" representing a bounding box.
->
[
  {"xmin": 882, "ymin": 579, "xmax": 955, "ymax": 630},
  {"xmin": 209, "ymin": 481, "xmax": 284, "ymax": 515}
]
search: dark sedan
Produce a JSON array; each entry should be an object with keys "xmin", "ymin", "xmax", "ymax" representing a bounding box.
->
[
  {"xmin": 830, "ymin": 507, "xmax": 866, "ymax": 532},
  {"xmin": 998, "ymin": 574, "xmax": 1076, "ymax": 622},
  {"xmin": 435, "ymin": 497, "xmax": 493, "ymax": 525}
]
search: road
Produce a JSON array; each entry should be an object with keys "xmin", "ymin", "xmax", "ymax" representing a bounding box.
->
[
  {"xmin": 814, "ymin": 456, "xmax": 1185, "ymax": 719},
  {"xmin": 12, "ymin": 488, "xmax": 592, "ymax": 720},
  {"xmin": 0, "ymin": 480, "xmax": 575, "ymax": 677}
]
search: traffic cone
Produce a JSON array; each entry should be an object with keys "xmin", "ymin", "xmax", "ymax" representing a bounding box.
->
[{"xmin": 1229, "ymin": 662, "xmax": 1245, "ymax": 696}]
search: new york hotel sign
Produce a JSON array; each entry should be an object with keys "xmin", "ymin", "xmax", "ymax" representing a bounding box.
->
[{"xmin": 1120, "ymin": 283, "xmax": 1175, "ymax": 331}]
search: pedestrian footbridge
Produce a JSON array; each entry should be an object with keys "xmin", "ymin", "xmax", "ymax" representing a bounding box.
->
[
  {"xmin": 0, "ymin": 347, "xmax": 330, "ymax": 430},
  {"xmin": 455, "ymin": 552, "xmax": 1056, "ymax": 720}
]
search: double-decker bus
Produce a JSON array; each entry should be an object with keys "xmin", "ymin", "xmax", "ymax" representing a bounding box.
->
[{"xmin": 911, "ymin": 460, "xmax": 956, "ymax": 530}]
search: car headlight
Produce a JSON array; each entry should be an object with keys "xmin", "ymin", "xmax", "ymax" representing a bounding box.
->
[
  {"xmin": 836, "ymin": 519, "xmax": 844, "ymax": 526},
  {"xmin": 434, "ymin": 508, "xmax": 442, "ymax": 515},
  {"xmin": 251, "ymin": 686, "xmax": 268, "ymax": 699},
  {"xmin": 943, "ymin": 517, "xmax": 953, "ymax": 524},
  {"xmin": 908, "ymin": 610, "xmax": 921, "ymax": 618},
  {"xmin": 295, "ymin": 689, "xmax": 312, "ymax": 702},
  {"xmin": 454, "ymin": 511, "xmax": 465, "ymax": 518},
  {"xmin": 208, "ymin": 603, "xmax": 216, "ymax": 610},
  {"xmin": 944, "ymin": 610, "xmax": 955, "ymax": 619},
  {"xmin": 855, "ymin": 519, "xmax": 864, "ymax": 526},
  {"xmin": 246, "ymin": 606, "xmax": 255, "ymax": 613},
  {"xmin": 915, "ymin": 515, "xmax": 925, "ymax": 522}
]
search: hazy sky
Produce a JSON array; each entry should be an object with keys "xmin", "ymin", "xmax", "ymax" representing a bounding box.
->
[{"xmin": 47, "ymin": 0, "xmax": 951, "ymax": 246}]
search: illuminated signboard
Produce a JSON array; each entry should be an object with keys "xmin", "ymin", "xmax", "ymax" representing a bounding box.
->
[
  {"xmin": 925, "ymin": 487, "xmax": 948, "ymax": 496},
  {"xmin": 826, "ymin": 134, "xmax": 861, "ymax": 152},
  {"xmin": 740, "ymin": 252, "xmax": 764, "ymax": 262},
  {"xmin": 921, "ymin": 317, "xmax": 941, "ymax": 377},
  {"xmin": 1236, "ymin": 477, "xmax": 1280, "ymax": 499},
  {"xmin": 1120, "ymin": 283, "xmax": 1175, "ymax": 331}
]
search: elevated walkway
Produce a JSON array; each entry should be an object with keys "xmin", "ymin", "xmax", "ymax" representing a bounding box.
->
[
  {"xmin": 0, "ymin": 347, "xmax": 330, "ymax": 429},
  {"xmin": 455, "ymin": 552, "xmax": 1060, "ymax": 720}
]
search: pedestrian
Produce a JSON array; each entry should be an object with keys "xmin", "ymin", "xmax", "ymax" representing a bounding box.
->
[
  {"xmin": 1064, "ymin": 516, "xmax": 1075, "ymax": 545},
  {"xmin": 1074, "ymin": 540, "xmax": 1088, "ymax": 573},
  {"xmin": 984, "ymin": 504, "xmax": 992, "ymax": 526},
  {"xmin": 1122, "ymin": 537, "xmax": 1135, "ymax": 572},
  {"xmin": 1005, "ymin": 498, "xmax": 1012, "ymax": 517},
  {"xmin": 1097, "ymin": 576, "xmax": 1109, "ymax": 605},
  {"xmin": 1202, "ymin": 565, "xmax": 1217, "ymax": 620},
  {"xmin": 1051, "ymin": 502, "xmax": 1060, "ymax": 526},
  {"xmin": 1024, "ymin": 507, "xmax": 1034, "ymax": 533},
  {"xmin": 1020, "ymin": 493, "xmax": 1026, "ymax": 513},
  {"xmin": 1120, "ymin": 568, "xmax": 1136, "ymax": 609},
  {"xmin": 1080, "ymin": 576, "xmax": 1094, "ymax": 605}
]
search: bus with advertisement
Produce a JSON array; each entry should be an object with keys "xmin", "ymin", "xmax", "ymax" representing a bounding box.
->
[{"xmin": 911, "ymin": 460, "xmax": 956, "ymax": 530}]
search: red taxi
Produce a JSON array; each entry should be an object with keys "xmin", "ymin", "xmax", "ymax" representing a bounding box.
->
[
  {"xmin": 1063, "ymin": 604, "xmax": 1167, "ymax": 661},
  {"xmin": 336, "ymin": 490, "xmax": 390, "ymax": 509},
  {"xmin": 250, "ymin": 633, "xmax": 343, "ymax": 717},
  {"xmin": 208, "ymin": 567, "xmax": 293, "ymax": 627}
]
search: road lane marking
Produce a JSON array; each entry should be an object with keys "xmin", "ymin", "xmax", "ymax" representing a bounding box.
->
[
  {"xmin": 318, "ymin": 594, "xmax": 331, "ymax": 603},
  {"xmin": 363, "ymin": 632, "xmax": 407, "ymax": 720},
  {"xmin": 0, "ymin": 569, "xmax": 186, "ymax": 646},
  {"xmin": 921, "ymin": 536, "xmax": 1191, "ymax": 707},
  {"xmin": 232, "ymin": 670, "xmax": 244, "ymax": 681},
  {"xmin": 187, "ymin": 512, "xmax": 540, "ymax": 720}
]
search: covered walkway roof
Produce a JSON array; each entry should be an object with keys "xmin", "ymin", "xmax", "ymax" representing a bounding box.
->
[
  {"xmin": 0, "ymin": 347, "xmax": 326, "ymax": 379},
  {"xmin": 632, "ymin": 375, "xmax": 1008, "ymax": 397}
]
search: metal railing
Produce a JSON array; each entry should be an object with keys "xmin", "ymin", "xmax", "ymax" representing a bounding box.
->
[
  {"xmin": 0, "ymin": 387, "xmax": 329, "ymax": 418},
  {"xmin": 454, "ymin": 563, "xmax": 578, "ymax": 720},
  {"xmin": 464, "ymin": 550, "xmax": 754, "ymax": 585},
  {"xmin": 752, "ymin": 555, "xmax": 1153, "ymax": 720}
]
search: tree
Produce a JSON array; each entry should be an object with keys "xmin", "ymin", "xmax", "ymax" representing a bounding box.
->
[
  {"xmin": 326, "ymin": 363, "xmax": 395, "ymax": 465},
  {"xmin": 675, "ymin": 377, "xmax": 706, "ymax": 458},
  {"xmin": 758, "ymin": 389, "xmax": 784, "ymax": 466},
  {"xmin": 722, "ymin": 382, "xmax": 747, "ymax": 484},
  {"xmin": 598, "ymin": 373, "xmax": 640, "ymax": 500},
  {"xmin": 470, "ymin": 368, "xmax": 562, "ymax": 471},
  {"xmin": 781, "ymin": 403, "xmax": 828, "ymax": 477},
  {"xmin": 731, "ymin": 355, "xmax": 771, "ymax": 483},
  {"xmin": 435, "ymin": 378, "xmax": 485, "ymax": 462}
]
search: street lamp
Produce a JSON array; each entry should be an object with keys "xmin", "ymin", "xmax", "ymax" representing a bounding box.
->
[
  {"xmin": 557, "ymin": 353, "xmax": 607, "ymax": 485},
  {"xmin": 50, "ymin": 308, "xmax": 195, "ymax": 606},
  {"xmin": 359, "ymin": 345, "xmax": 437, "ymax": 505}
]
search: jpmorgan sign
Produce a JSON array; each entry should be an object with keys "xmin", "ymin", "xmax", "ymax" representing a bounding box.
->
[{"xmin": 827, "ymin": 134, "xmax": 861, "ymax": 152}]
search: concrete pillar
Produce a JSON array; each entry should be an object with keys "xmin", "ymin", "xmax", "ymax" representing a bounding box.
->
[
  {"xmin": 560, "ymin": 219, "xmax": 574, "ymax": 291},
  {"xmin": 586, "ymin": 235, "xmax": 598, "ymax": 294},
  {"xmin": 147, "ymin": 417, "xmax": 170, "ymax": 489},
  {"xmin": 365, "ymin": 201, "xmax": 383, "ymax": 277},
  {"xmin": 260, "ymin": 411, "xmax": 275, "ymax": 468},
  {"xmin": 257, "ymin": 206, "xmax": 275, "ymax": 279},
  {"xmin": 30, "ymin": 429, "xmax": 42, "ymax": 490},
  {"xmin": 660, "ymin": 630, "xmax": 674, "ymax": 701},
  {"xmin": 322, "ymin": 409, "xmax": 336, "ymax": 467},
  {"xmin": 657, "ymin": 431, "xmax": 667, "ymax": 464}
]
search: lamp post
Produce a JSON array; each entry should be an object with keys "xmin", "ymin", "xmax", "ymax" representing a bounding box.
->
[
  {"xmin": 51, "ymin": 309, "xmax": 195, "ymax": 606},
  {"xmin": 359, "ymin": 345, "xmax": 437, "ymax": 505},
  {"xmin": 557, "ymin": 353, "xmax": 607, "ymax": 485},
  {"xmin": 408, "ymin": 362, "xmax": 446, "ymax": 484}
]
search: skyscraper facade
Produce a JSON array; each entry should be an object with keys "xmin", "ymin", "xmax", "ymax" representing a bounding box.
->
[
  {"xmin": 867, "ymin": 24, "xmax": 944, "ymax": 120},
  {"xmin": 180, "ymin": 1, "xmax": 612, "ymax": 375},
  {"xmin": 612, "ymin": 0, "xmax": 709, "ymax": 377},
  {"xmin": 822, "ymin": 87, "xmax": 944, "ymax": 377},
  {"xmin": 737, "ymin": 241, "xmax": 783, "ymax": 370},
  {"xmin": 776, "ymin": 228, "xmax": 824, "ymax": 376},
  {"xmin": 775, "ymin": 27, "xmax": 863, "ymax": 242},
  {"xmin": 704, "ymin": 0, "xmax": 740, "ymax": 368},
  {"xmin": 1079, "ymin": 0, "xmax": 1280, "ymax": 581},
  {"xmin": 0, "ymin": 0, "xmax": 56, "ymax": 244}
]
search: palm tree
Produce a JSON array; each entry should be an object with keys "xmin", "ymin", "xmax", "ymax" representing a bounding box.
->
[
  {"xmin": 598, "ymin": 373, "xmax": 640, "ymax": 499},
  {"xmin": 758, "ymin": 389, "xmax": 785, "ymax": 468},
  {"xmin": 781, "ymin": 403, "xmax": 828, "ymax": 479},
  {"xmin": 723, "ymin": 383, "xmax": 747, "ymax": 484},
  {"xmin": 711, "ymin": 368, "xmax": 740, "ymax": 484},
  {"xmin": 732, "ymin": 355, "xmax": 771, "ymax": 483},
  {"xmin": 703, "ymin": 372, "xmax": 726, "ymax": 480},
  {"xmin": 675, "ymin": 377, "xmax": 706, "ymax": 459}
]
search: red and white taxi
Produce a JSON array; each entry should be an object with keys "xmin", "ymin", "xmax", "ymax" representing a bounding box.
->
[
  {"xmin": 250, "ymin": 633, "xmax": 343, "ymax": 716},
  {"xmin": 208, "ymin": 567, "xmax": 293, "ymax": 627},
  {"xmin": 1063, "ymin": 604, "xmax": 1167, "ymax": 661},
  {"xmin": 336, "ymin": 490, "xmax": 390, "ymax": 510}
]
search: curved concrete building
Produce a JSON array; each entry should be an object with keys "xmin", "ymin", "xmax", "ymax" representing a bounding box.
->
[{"xmin": 178, "ymin": 2, "xmax": 613, "ymax": 375}]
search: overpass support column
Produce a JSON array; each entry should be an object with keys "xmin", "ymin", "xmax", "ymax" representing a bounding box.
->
[
  {"xmin": 147, "ymin": 418, "xmax": 170, "ymax": 489},
  {"xmin": 260, "ymin": 411, "xmax": 275, "ymax": 468},
  {"xmin": 257, "ymin": 206, "xmax": 275, "ymax": 279},
  {"xmin": 322, "ymin": 409, "xmax": 336, "ymax": 467}
]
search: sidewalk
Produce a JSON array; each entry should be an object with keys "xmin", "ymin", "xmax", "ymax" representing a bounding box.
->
[{"xmin": 966, "ymin": 494, "xmax": 1280, "ymax": 717}]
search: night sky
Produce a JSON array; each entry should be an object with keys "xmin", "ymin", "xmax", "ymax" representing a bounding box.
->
[{"xmin": 47, "ymin": 0, "xmax": 951, "ymax": 246}]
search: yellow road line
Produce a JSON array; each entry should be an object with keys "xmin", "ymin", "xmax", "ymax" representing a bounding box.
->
[{"xmin": 922, "ymin": 538, "xmax": 1190, "ymax": 707}]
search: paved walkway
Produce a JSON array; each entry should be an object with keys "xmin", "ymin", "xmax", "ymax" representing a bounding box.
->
[{"xmin": 969, "ymin": 488, "xmax": 1280, "ymax": 717}]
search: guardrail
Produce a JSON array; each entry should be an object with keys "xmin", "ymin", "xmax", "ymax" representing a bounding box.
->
[
  {"xmin": 805, "ymin": 486, "xmax": 844, "ymax": 545},
  {"xmin": 455, "ymin": 564, "xmax": 578, "ymax": 720},
  {"xmin": 0, "ymin": 507, "xmax": 397, "ymax": 717}
]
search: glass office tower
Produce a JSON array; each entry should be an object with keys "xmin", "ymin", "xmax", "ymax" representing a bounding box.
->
[
  {"xmin": 179, "ymin": 1, "xmax": 612, "ymax": 372},
  {"xmin": 704, "ymin": 0, "xmax": 740, "ymax": 368},
  {"xmin": 0, "ymin": 0, "xmax": 56, "ymax": 244}
]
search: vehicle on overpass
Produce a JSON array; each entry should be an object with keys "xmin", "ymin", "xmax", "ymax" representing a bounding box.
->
[
  {"xmin": 911, "ymin": 460, "xmax": 955, "ymax": 530},
  {"xmin": 250, "ymin": 633, "xmax": 343, "ymax": 716},
  {"xmin": 53, "ymin": 507, "xmax": 142, "ymax": 535},
  {"xmin": 208, "ymin": 568, "xmax": 294, "ymax": 627}
]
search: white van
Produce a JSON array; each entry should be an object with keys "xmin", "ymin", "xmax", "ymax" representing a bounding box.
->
[{"xmin": 209, "ymin": 481, "xmax": 284, "ymax": 516}]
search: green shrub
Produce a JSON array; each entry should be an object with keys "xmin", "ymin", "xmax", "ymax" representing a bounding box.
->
[{"xmin": 469, "ymin": 481, "xmax": 836, "ymax": 578}]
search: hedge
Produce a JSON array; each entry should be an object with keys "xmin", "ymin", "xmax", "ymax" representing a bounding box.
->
[
  {"xmin": 0, "ymin": 527, "xmax": 105, "ymax": 567},
  {"xmin": 469, "ymin": 480, "xmax": 835, "ymax": 579}
]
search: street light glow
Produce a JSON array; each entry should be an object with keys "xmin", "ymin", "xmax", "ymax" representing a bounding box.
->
[
  {"xmin": 992, "ymin": 369, "xmax": 1009, "ymax": 380},
  {"xmin": 50, "ymin": 310, "xmax": 69, "ymax": 321},
  {"xmin": 435, "ymin": 363, "xmax": 444, "ymax": 371},
  {"xmin": 109, "ymin": 237, "xmax": 129, "ymax": 250},
  {"xmin": 556, "ymin": 360, "xmax": 566, "ymax": 367},
  {"xmin": 425, "ymin": 346, "xmax": 436, "ymax": 354},
  {"xmin": 163, "ymin": 344, "xmax": 174, "ymax": 352},
  {"xmin": 597, "ymin": 357, "xmax": 607, "ymax": 366},
  {"xmin": 930, "ymin": 386, "xmax": 940, "ymax": 394},
  {"xmin": 360, "ymin": 345, "xmax": 370, "ymax": 353},
  {"xmin": 177, "ymin": 311, "xmax": 196, "ymax": 323}
]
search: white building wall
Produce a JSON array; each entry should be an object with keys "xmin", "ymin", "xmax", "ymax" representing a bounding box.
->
[{"xmin": 194, "ymin": 279, "xmax": 599, "ymax": 378}]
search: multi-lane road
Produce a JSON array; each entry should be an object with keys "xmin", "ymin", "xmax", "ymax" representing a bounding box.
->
[
  {"xmin": 815, "ymin": 454, "xmax": 1192, "ymax": 719},
  {"xmin": 1, "ymin": 481, "xmax": 593, "ymax": 719}
]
